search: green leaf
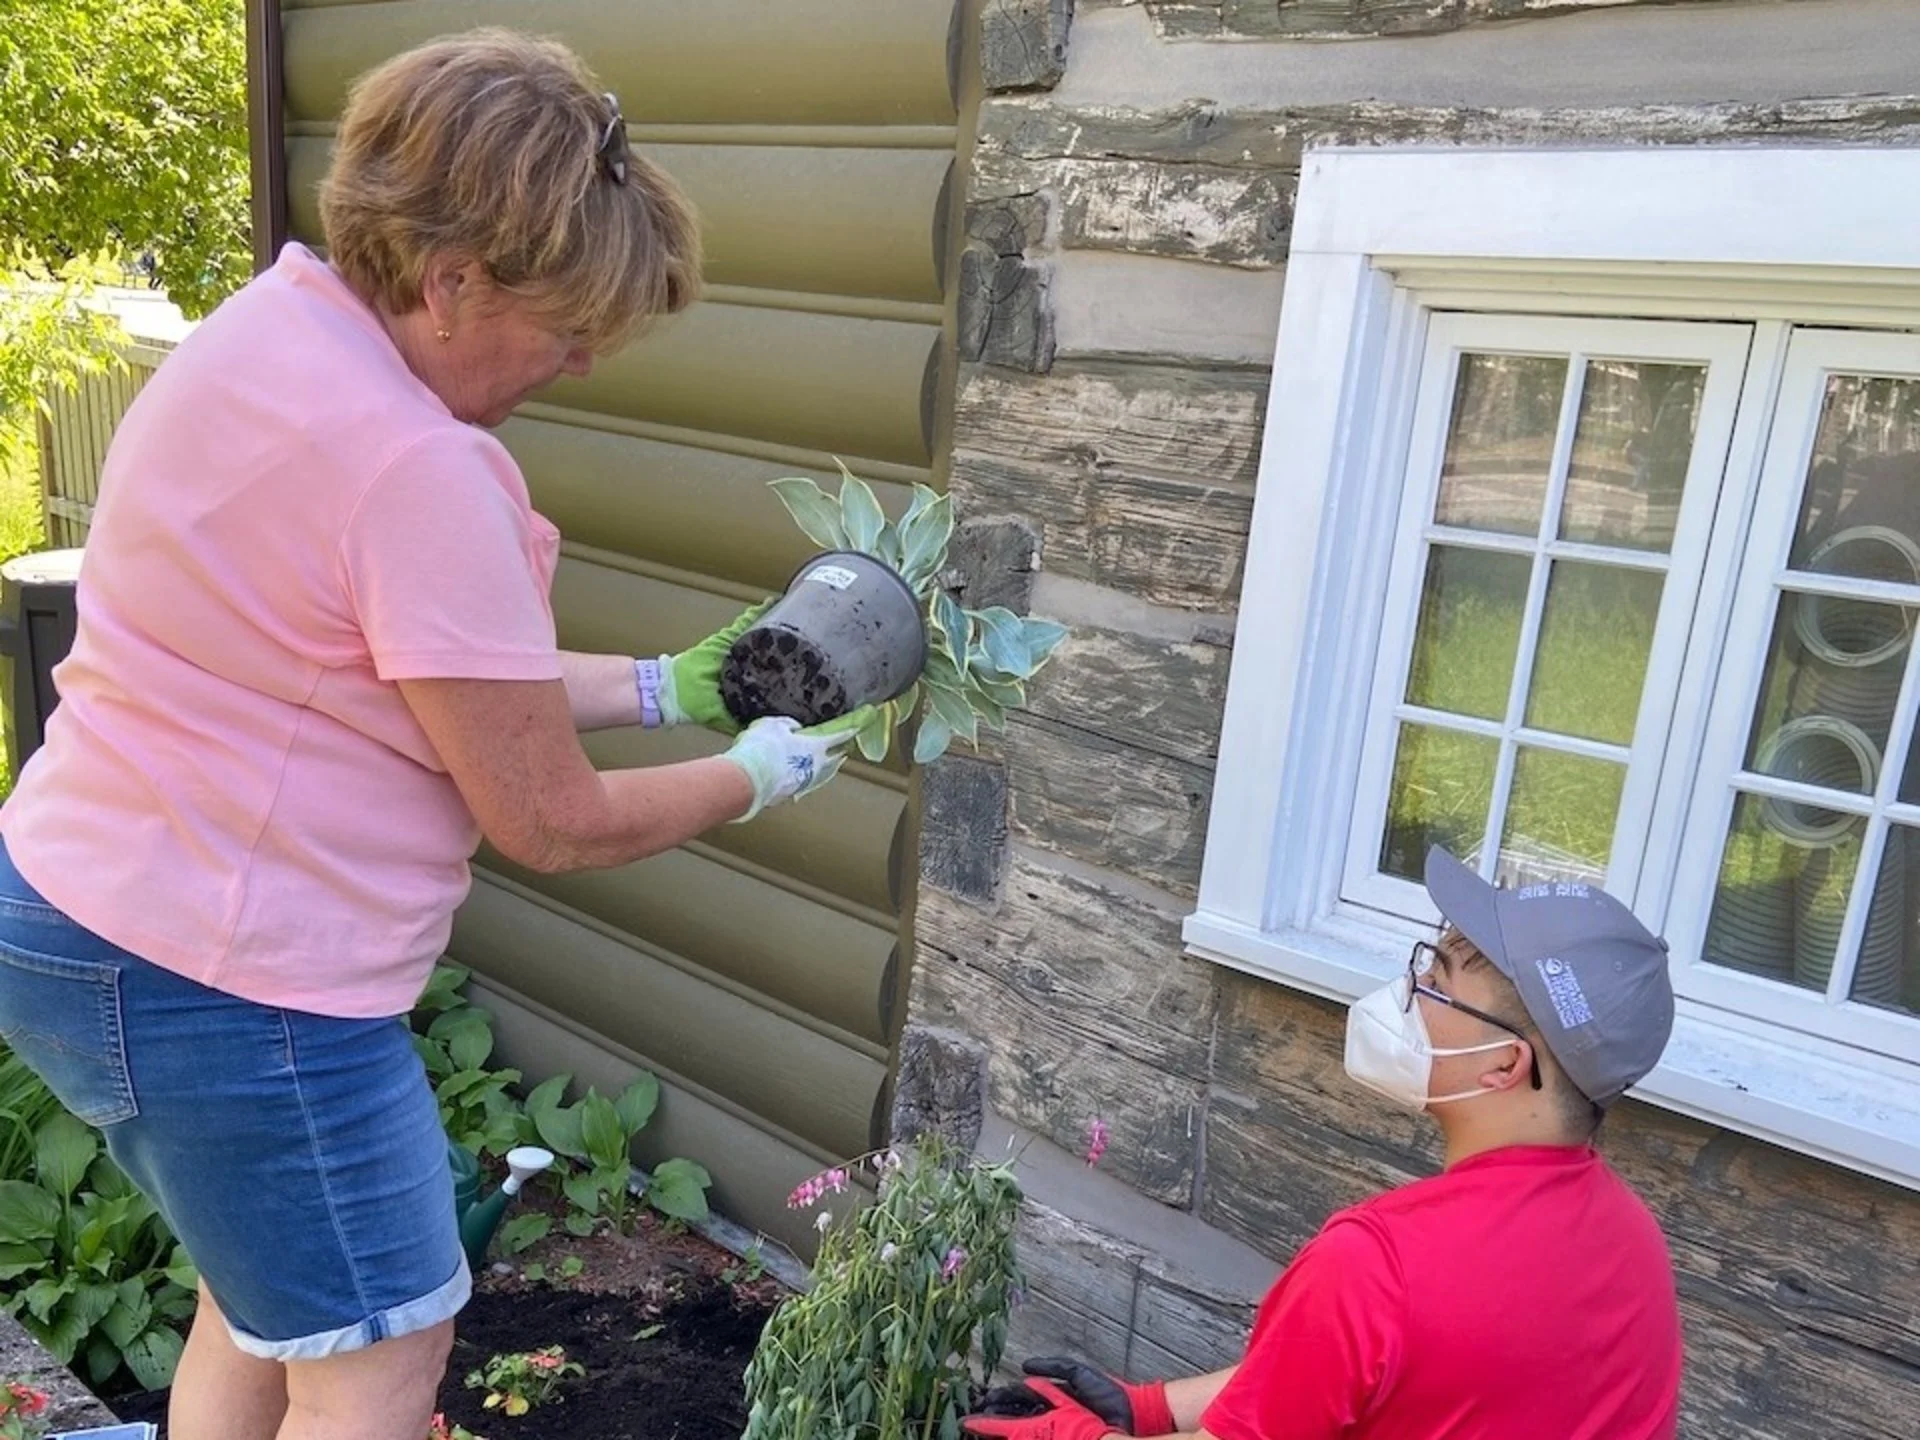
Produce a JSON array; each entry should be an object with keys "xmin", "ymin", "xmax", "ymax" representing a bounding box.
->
[
  {"xmin": 0, "ymin": 1241, "xmax": 48, "ymax": 1281},
  {"xmin": 975, "ymin": 608, "xmax": 1034, "ymax": 677},
  {"xmin": 1020, "ymin": 617, "xmax": 1070, "ymax": 668},
  {"xmin": 523, "ymin": 1261, "xmax": 548, "ymax": 1283},
  {"xmin": 86, "ymin": 1331, "xmax": 123, "ymax": 1386},
  {"xmin": 872, "ymin": 520, "xmax": 904, "ymax": 572},
  {"xmin": 0, "ymin": 1180, "xmax": 62, "ymax": 1244},
  {"xmin": 526, "ymin": 1073, "xmax": 571, "ymax": 1121},
  {"xmin": 532, "ymin": 1098, "xmax": 586, "ymax": 1162},
  {"xmin": 35, "ymin": 1113, "xmax": 98, "ymax": 1201},
  {"xmin": 100, "ymin": 1287, "xmax": 152, "ymax": 1348},
  {"xmin": 434, "ymin": 1069, "xmax": 495, "ymax": 1103},
  {"xmin": 614, "ymin": 1074, "xmax": 660, "ymax": 1137},
  {"xmin": 21, "ymin": 1274, "xmax": 72, "ymax": 1323},
  {"xmin": 496, "ymin": 1213, "xmax": 551, "ymax": 1256},
  {"xmin": 769, "ymin": 478, "xmax": 849, "ymax": 551},
  {"xmin": 899, "ymin": 490, "xmax": 955, "ymax": 592},
  {"xmin": 86, "ymin": 1154, "xmax": 136, "ymax": 1202},
  {"xmin": 559, "ymin": 1254, "xmax": 585, "ymax": 1279},
  {"xmin": 63, "ymin": 1279, "xmax": 119, "ymax": 1335},
  {"xmin": 933, "ymin": 591, "xmax": 972, "ymax": 665},
  {"xmin": 578, "ymin": 1093, "xmax": 627, "ymax": 1169},
  {"xmin": 924, "ymin": 685, "xmax": 979, "ymax": 747},
  {"xmin": 562, "ymin": 1171, "xmax": 605, "ymax": 1217},
  {"xmin": 913, "ymin": 712, "xmax": 956, "ymax": 765},
  {"xmin": 646, "ymin": 1158, "xmax": 712, "ymax": 1222},
  {"xmin": 26, "ymin": 1305, "xmax": 88, "ymax": 1365},
  {"xmin": 433, "ymin": 1009, "xmax": 494, "ymax": 1072},
  {"xmin": 413, "ymin": 963, "xmax": 471, "ymax": 1014},
  {"xmin": 836, "ymin": 464, "xmax": 887, "ymax": 554},
  {"xmin": 564, "ymin": 1212, "xmax": 597, "ymax": 1238},
  {"xmin": 854, "ymin": 704, "xmax": 895, "ymax": 763},
  {"xmin": 124, "ymin": 1323, "xmax": 185, "ymax": 1390},
  {"xmin": 412, "ymin": 1033, "xmax": 453, "ymax": 1080}
]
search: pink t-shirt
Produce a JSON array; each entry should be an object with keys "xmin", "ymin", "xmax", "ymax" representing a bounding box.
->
[
  {"xmin": 1, "ymin": 243, "xmax": 563, "ymax": 1018},
  {"xmin": 1202, "ymin": 1145, "xmax": 1682, "ymax": 1440}
]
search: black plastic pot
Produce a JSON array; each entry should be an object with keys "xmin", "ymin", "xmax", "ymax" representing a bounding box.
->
[{"xmin": 720, "ymin": 551, "xmax": 929, "ymax": 727}]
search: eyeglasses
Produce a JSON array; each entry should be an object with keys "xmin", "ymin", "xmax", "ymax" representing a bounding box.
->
[
  {"xmin": 1405, "ymin": 942, "xmax": 1542, "ymax": 1091},
  {"xmin": 597, "ymin": 92, "xmax": 628, "ymax": 186}
]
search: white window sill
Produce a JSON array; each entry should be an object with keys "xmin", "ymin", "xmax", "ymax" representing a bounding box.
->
[{"xmin": 1183, "ymin": 910, "xmax": 1920, "ymax": 1194}]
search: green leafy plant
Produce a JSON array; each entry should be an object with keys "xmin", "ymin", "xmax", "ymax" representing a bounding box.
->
[
  {"xmin": 0, "ymin": 1112, "xmax": 197, "ymax": 1390},
  {"xmin": 721, "ymin": 1243, "xmax": 767, "ymax": 1288},
  {"xmin": 412, "ymin": 964, "xmax": 529, "ymax": 1160},
  {"xmin": 742, "ymin": 1134, "xmax": 1024, "ymax": 1440},
  {"xmin": 466, "ymin": 1346, "xmax": 583, "ymax": 1417},
  {"xmin": 769, "ymin": 465, "xmax": 1069, "ymax": 764},
  {"xmin": 428, "ymin": 1413, "xmax": 486, "ymax": 1440},
  {"xmin": 524, "ymin": 1074, "xmax": 712, "ymax": 1234},
  {"xmin": 0, "ymin": 1381, "xmax": 48, "ymax": 1440}
]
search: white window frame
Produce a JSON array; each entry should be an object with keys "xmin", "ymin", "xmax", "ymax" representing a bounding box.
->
[{"xmin": 1185, "ymin": 147, "xmax": 1920, "ymax": 1192}]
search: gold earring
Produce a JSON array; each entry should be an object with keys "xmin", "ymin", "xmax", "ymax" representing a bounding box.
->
[{"xmin": 436, "ymin": 328, "xmax": 451, "ymax": 343}]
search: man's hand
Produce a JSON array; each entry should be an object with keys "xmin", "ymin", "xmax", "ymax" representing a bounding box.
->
[
  {"xmin": 654, "ymin": 600, "xmax": 772, "ymax": 733},
  {"xmin": 977, "ymin": 1359, "xmax": 1175, "ymax": 1436},
  {"xmin": 964, "ymin": 1379, "xmax": 1119, "ymax": 1440}
]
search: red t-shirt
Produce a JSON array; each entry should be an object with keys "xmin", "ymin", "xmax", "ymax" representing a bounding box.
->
[{"xmin": 1202, "ymin": 1146, "xmax": 1681, "ymax": 1440}]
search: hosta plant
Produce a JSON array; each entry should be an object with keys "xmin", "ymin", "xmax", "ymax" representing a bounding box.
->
[
  {"xmin": 0, "ymin": 1112, "xmax": 198, "ymax": 1390},
  {"xmin": 522, "ymin": 1073, "xmax": 712, "ymax": 1235},
  {"xmin": 769, "ymin": 465, "xmax": 1068, "ymax": 764}
]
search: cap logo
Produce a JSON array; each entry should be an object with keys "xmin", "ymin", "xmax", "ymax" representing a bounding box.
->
[
  {"xmin": 1516, "ymin": 881, "xmax": 1592, "ymax": 901},
  {"xmin": 1535, "ymin": 955, "xmax": 1595, "ymax": 1030}
]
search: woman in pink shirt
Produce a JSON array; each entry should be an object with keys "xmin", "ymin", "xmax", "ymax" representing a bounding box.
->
[{"xmin": 0, "ymin": 30, "xmax": 850, "ymax": 1440}]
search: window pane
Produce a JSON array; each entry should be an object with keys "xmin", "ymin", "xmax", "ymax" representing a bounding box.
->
[
  {"xmin": 1496, "ymin": 747, "xmax": 1623, "ymax": 889},
  {"xmin": 1526, "ymin": 561, "xmax": 1663, "ymax": 746},
  {"xmin": 1703, "ymin": 792, "xmax": 1861, "ymax": 991},
  {"xmin": 1405, "ymin": 546, "xmax": 1531, "ymax": 720},
  {"xmin": 1744, "ymin": 594, "xmax": 1912, "ymax": 798},
  {"xmin": 1380, "ymin": 723, "xmax": 1498, "ymax": 882},
  {"xmin": 1790, "ymin": 373, "xmax": 1920, "ymax": 575},
  {"xmin": 1852, "ymin": 828, "xmax": 1916, "ymax": 1015},
  {"xmin": 1434, "ymin": 353, "xmax": 1567, "ymax": 535},
  {"xmin": 1561, "ymin": 360, "xmax": 1706, "ymax": 551}
]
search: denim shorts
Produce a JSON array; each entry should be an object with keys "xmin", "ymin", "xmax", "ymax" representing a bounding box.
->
[{"xmin": 0, "ymin": 837, "xmax": 469, "ymax": 1361}]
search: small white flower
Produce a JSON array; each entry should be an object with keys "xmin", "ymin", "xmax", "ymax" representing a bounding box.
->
[
  {"xmin": 879, "ymin": 1242, "xmax": 898, "ymax": 1262},
  {"xmin": 816, "ymin": 1210, "xmax": 833, "ymax": 1232}
]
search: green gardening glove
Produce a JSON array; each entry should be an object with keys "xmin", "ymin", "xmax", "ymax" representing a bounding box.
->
[{"xmin": 644, "ymin": 601, "xmax": 772, "ymax": 734}]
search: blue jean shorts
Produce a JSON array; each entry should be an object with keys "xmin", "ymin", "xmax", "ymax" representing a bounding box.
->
[{"xmin": 0, "ymin": 838, "xmax": 469, "ymax": 1361}]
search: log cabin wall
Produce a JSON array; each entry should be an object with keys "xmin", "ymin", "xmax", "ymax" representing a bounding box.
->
[{"xmin": 898, "ymin": 3, "xmax": 1920, "ymax": 1435}]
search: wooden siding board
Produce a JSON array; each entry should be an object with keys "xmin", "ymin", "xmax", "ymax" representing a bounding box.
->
[
  {"xmin": 281, "ymin": 0, "xmax": 960, "ymax": 127},
  {"xmin": 285, "ymin": 137, "xmax": 951, "ymax": 303},
  {"xmin": 456, "ymin": 877, "xmax": 886, "ymax": 1159},
  {"xmin": 544, "ymin": 303, "xmax": 940, "ymax": 467},
  {"xmin": 1021, "ymin": 624, "xmax": 1232, "ymax": 767},
  {"xmin": 501, "ymin": 418, "xmax": 918, "ymax": 596},
  {"xmin": 1109, "ymin": 0, "xmax": 1763, "ymax": 41}
]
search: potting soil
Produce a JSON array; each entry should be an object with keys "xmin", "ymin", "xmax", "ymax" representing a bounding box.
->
[
  {"xmin": 720, "ymin": 626, "xmax": 852, "ymax": 727},
  {"xmin": 106, "ymin": 1278, "xmax": 772, "ymax": 1440}
]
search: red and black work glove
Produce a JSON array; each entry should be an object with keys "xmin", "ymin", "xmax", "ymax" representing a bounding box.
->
[
  {"xmin": 964, "ymin": 1378, "xmax": 1120, "ymax": 1440},
  {"xmin": 975, "ymin": 1359, "xmax": 1176, "ymax": 1437}
]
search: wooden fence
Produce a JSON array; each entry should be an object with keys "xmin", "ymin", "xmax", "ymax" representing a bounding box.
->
[{"xmin": 35, "ymin": 338, "xmax": 177, "ymax": 548}]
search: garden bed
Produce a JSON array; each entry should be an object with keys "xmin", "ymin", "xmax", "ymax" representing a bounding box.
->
[{"xmin": 106, "ymin": 1208, "xmax": 781, "ymax": 1440}]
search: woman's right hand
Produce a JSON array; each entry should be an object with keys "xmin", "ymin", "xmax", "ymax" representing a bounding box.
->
[{"xmin": 721, "ymin": 716, "xmax": 858, "ymax": 821}]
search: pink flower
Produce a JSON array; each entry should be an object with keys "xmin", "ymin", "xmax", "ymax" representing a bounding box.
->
[
  {"xmin": 941, "ymin": 1246, "xmax": 967, "ymax": 1281},
  {"xmin": 1086, "ymin": 1117, "xmax": 1110, "ymax": 1167},
  {"xmin": 787, "ymin": 1165, "xmax": 852, "ymax": 1208},
  {"xmin": 530, "ymin": 1352, "xmax": 563, "ymax": 1371}
]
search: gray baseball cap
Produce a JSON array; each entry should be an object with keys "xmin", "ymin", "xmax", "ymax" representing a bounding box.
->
[{"xmin": 1423, "ymin": 846, "xmax": 1675, "ymax": 1106}]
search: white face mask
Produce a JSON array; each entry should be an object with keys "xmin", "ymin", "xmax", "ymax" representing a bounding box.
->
[{"xmin": 1343, "ymin": 975, "xmax": 1517, "ymax": 1111}]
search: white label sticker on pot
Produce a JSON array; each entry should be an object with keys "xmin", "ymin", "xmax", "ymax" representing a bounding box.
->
[{"xmin": 806, "ymin": 565, "xmax": 859, "ymax": 590}]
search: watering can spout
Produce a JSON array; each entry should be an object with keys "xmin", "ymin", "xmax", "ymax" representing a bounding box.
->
[{"xmin": 450, "ymin": 1142, "xmax": 555, "ymax": 1267}]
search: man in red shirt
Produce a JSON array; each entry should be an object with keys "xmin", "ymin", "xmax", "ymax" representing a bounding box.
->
[{"xmin": 967, "ymin": 845, "xmax": 1684, "ymax": 1440}]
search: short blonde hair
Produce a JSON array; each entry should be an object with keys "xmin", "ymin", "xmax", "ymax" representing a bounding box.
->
[{"xmin": 319, "ymin": 28, "xmax": 700, "ymax": 352}]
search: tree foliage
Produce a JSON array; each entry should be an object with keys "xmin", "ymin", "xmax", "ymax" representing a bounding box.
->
[{"xmin": 0, "ymin": 0, "xmax": 249, "ymax": 318}]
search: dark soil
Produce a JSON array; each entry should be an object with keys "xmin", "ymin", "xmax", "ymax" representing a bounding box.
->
[
  {"xmin": 106, "ymin": 1204, "xmax": 782, "ymax": 1440},
  {"xmin": 721, "ymin": 625, "xmax": 850, "ymax": 727}
]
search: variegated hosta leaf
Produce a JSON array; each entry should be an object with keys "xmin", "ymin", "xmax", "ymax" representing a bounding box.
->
[
  {"xmin": 1020, "ymin": 616, "xmax": 1070, "ymax": 667},
  {"xmin": 973, "ymin": 606, "xmax": 1033, "ymax": 676},
  {"xmin": 913, "ymin": 712, "xmax": 956, "ymax": 764},
  {"xmin": 854, "ymin": 703, "xmax": 895, "ymax": 763},
  {"xmin": 898, "ymin": 490, "xmax": 955, "ymax": 593},
  {"xmin": 934, "ymin": 591, "xmax": 971, "ymax": 670},
  {"xmin": 923, "ymin": 683, "xmax": 978, "ymax": 746},
  {"xmin": 835, "ymin": 462, "xmax": 887, "ymax": 554},
  {"xmin": 769, "ymin": 477, "xmax": 849, "ymax": 551}
]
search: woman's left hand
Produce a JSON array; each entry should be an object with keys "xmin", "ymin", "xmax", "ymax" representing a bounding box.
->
[{"xmin": 649, "ymin": 600, "xmax": 772, "ymax": 733}]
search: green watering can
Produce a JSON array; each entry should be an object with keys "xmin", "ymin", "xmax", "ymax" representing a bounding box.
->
[{"xmin": 448, "ymin": 1140, "xmax": 555, "ymax": 1267}]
